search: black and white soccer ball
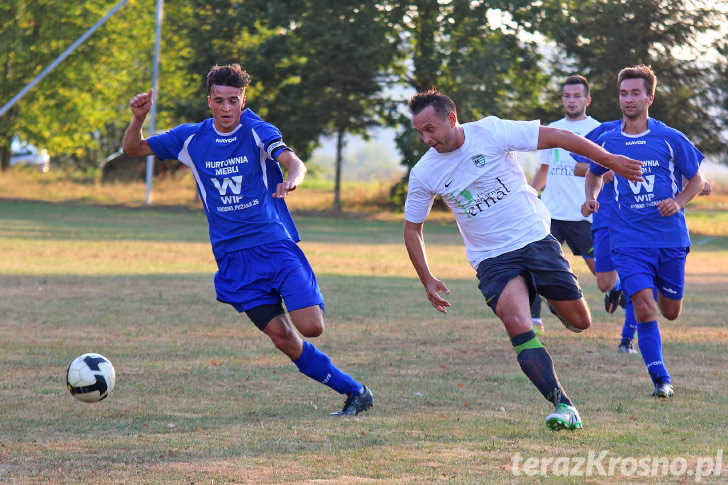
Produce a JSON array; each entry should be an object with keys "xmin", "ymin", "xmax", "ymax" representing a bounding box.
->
[{"xmin": 66, "ymin": 353, "xmax": 116, "ymax": 403}]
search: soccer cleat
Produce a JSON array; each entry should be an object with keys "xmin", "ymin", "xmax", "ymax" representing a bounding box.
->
[
  {"xmin": 546, "ymin": 403, "xmax": 582, "ymax": 431},
  {"xmin": 330, "ymin": 385, "xmax": 374, "ymax": 416},
  {"xmin": 651, "ymin": 382, "xmax": 674, "ymax": 398},
  {"xmin": 532, "ymin": 318, "xmax": 545, "ymax": 336},
  {"xmin": 604, "ymin": 288, "xmax": 624, "ymax": 313},
  {"xmin": 618, "ymin": 338, "xmax": 637, "ymax": 354}
]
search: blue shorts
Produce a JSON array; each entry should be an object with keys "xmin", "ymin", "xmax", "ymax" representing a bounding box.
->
[
  {"xmin": 214, "ymin": 239, "xmax": 325, "ymax": 313},
  {"xmin": 592, "ymin": 227, "xmax": 615, "ymax": 273},
  {"xmin": 476, "ymin": 235, "xmax": 583, "ymax": 312},
  {"xmin": 611, "ymin": 247, "xmax": 688, "ymax": 300}
]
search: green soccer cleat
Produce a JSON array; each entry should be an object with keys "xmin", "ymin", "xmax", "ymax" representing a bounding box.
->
[
  {"xmin": 651, "ymin": 382, "xmax": 674, "ymax": 398},
  {"xmin": 331, "ymin": 385, "xmax": 374, "ymax": 416},
  {"xmin": 546, "ymin": 403, "xmax": 582, "ymax": 431}
]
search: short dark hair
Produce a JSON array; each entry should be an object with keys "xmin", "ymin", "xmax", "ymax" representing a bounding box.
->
[
  {"xmin": 563, "ymin": 75, "xmax": 590, "ymax": 97},
  {"xmin": 206, "ymin": 64, "xmax": 250, "ymax": 95},
  {"xmin": 617, "ymin": 65, "xmax": 656, "ymax": 96},
  {"xmin": 408, "ymin": 89, "xmax": 456, "ymax": 119}
]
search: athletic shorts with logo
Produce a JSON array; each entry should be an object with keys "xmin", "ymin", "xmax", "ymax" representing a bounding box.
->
[
  {"xmin": 476, "ymin": 235, "xmax": 583, "ymax": 312},
  {"xmin": 214, "ymin": 239, "xmax": 325, "ymax": 313},
  {"xmin": 610, "ymin": 247, "xmax": 687, "ymax": 300}
]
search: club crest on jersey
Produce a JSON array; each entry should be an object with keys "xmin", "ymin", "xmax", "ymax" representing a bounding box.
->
[{"xmin": 472, "ymin": 155, "xmax": 486, "ymax": 168}]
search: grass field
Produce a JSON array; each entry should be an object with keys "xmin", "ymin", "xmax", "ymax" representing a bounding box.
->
[{"xmin": 1, "ymin": 172, "xmax": 728, "ymax": 483}]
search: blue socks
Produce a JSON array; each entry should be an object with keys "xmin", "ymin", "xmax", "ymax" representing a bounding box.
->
[
  {"xmin": 293, "ymin": 341, "xmax": 362, "ymax": 395},
  {"xmin": 636, "ymin": 320, "xmax": 670, "ymax": 384},
  {"xmin": 621, "ymin": 298, "xmax": 637, "ymax": 340}
]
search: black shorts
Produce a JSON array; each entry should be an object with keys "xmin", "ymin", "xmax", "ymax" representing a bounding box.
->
[
  {"xmin": 476, "ymin": 235, "xmax": 583, "ymax": 312},
  {"xmin": 551, "ymin": 219, "xmax": 593, "ymax": 258}
]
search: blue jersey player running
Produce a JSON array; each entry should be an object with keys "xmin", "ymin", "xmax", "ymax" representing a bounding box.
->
[
  {"xmin": 123, "ymin": 64, "xmax": 373, "ymax": 416},
  {"xmin": 574, "ymin": 120, "xmax": 638, "ymax": 353},
  {"xmin": 583, "ymin": 65, "xmax": 705, "ymax": 398}
]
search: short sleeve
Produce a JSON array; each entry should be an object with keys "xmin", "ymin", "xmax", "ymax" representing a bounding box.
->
[{"xmin": 404, "ymin": 170, "xmax": 435, "ymax": 223}]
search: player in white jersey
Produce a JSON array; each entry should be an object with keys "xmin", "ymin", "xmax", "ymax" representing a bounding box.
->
[
  {"xmin": 529, "ymin": 76, "xmax": 603, "ymax": 335},
  {"xmin": 122, "ymin": 64, "xmax": 373, "ymax": 416},
  {"xmin": 403, "ymin": 90, "xmax": 643, "ymax": 430}
]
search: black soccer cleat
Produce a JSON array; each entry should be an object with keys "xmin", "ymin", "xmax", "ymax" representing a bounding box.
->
[
  {"xmin": 604, "ymin": 288, "xmax": 624, "ymax": 313},
  {"xmin": 618, "ymin": 338, "xmax": 637, "ymax": 354},
  {"xmin": 330, "ymin": 385, "xmax": 374, "ymax": 416}
]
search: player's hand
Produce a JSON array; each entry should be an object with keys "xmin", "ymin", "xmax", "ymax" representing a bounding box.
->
[
  {"xmin": 129, "ymin": 89, "xmax": 153, "ymax": 120},
  {"xmin": 425, "ymin": 278, "xmax": 451, "ymax": 314},
  {"xmin": 603, "ymin": 170, "xmax": 615, "ymax": 184},
  {"xmin": 607, "ymin": 154, "xmax": 643, "ymax": 182},
  {"xmin": 273, "ymin": 179, "xmax": 297, "ymax": 198},
  {"xmin": 700, "ymin": 180, "xmax": 712, "ymax": 196},
  {"xmin": 657, "ymin": 198, "xmax": 680, "ymax": 216},
  {"xmin": 581, "ymin": 200, "xmax": 599, "ymax": 217}
]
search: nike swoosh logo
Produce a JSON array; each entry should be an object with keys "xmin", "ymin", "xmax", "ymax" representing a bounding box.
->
[
  {"xmin": 444, "ymin": 179, "xmax": 453, "ymax": 187},
  {"xmin": 485, "ymin": 295, "xmax": 494, "ymax": 304}
]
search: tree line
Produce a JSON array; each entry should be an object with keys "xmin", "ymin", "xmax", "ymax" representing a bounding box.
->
[{"xmin": 2, "ymin": 0, "xmax": 727, "ymax": 206}]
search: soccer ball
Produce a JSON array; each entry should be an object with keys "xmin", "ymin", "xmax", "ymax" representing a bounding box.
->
[{"xmin": 66, "ymin": 353, "xmax": 116, "ymax": 403}]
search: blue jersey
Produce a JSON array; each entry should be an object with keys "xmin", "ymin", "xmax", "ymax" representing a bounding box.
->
[
  {"xmin": 576, "ymin": 120, "xmax": 621, "ymax": 231},
  {"xmin": 589, "ymin": 118, "xmax": 703, "ymax": 249},
  {"xmin": 147, "ymin": 109, "xmax": 300, "ymax": 260}
]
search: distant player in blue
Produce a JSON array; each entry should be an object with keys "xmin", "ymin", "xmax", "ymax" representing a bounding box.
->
[
  {"xmin": 582, "ymin": 65, "xmax": 705, "ymax": 398},
  {"xmin": 574, "ymin": 120, "xmax": 638, "ymax": 353},
  {"xmin": 122, "ymin": 64, "xmax": 373, "ymax": 415}
]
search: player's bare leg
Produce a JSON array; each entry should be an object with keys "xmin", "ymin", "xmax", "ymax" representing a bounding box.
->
[
  {"xmin": 497, "ymin": 275, "xmax": 582, "ymax": 430},
  {"xmin": 547, "ymin": 298, "xmax": 591, "ymax": 332}
]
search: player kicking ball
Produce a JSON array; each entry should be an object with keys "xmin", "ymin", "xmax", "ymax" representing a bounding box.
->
[{"xmin": 123, "ymin": 64, "xmax": 373, "ymax": 416}]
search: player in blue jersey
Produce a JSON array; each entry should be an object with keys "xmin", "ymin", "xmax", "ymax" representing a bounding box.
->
[
  {"xmin": 582, "ymin": 65, "xmax": 705, "ymax": 398},
  {"xmin": 573, "ymin": 120, "xmax": 638, "ymax": 353},
  {"xmin": 122, "ymin": 64, "xmax": 373, "ymax": 416}
]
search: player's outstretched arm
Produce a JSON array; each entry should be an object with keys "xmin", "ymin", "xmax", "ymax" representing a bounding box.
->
[
  {"xmin": 537, "ymin": 126, "xmax": 643, "ymax": 182},
  {"xmin": 123, "ymin": 89, "xmax": 154, "ymax": 158},
  {"xmin": 274, "ymin": 150, "xmax": 306, "ymax": 198},
  {"xmin": 404, "ymin": 220, "xmax": 451, "ymax": 314}
]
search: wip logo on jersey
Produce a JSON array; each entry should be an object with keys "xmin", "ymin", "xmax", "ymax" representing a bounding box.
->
[
  {"xmin": 212, "ymin": 175, "xmax": 243, "ymax": 204},
  {"xmin": 472, "ymin": 155, "xmax": 486, "ymax": 168},
  {"xmin": 628, "ymin": 174, "xmax": 655, "ymax": 194},
  {"xmin": 627, "ymin": 174, "xmax": 657, "ymax": 206}
]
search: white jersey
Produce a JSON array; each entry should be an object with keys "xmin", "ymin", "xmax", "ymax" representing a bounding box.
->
[
  {"xmin": 405, "ymin": 116, "xmax": 550, "ymax": 269},
  {"xmin": 539, "ymin": 116, "xmax": 601, "ymax": 221}
]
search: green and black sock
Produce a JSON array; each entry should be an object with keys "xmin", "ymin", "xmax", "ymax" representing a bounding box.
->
[{"xmin": 511, "ymin": 330, "xmax": 572, "ymax": 407}]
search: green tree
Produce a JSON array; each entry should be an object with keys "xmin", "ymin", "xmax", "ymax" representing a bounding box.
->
[
  {"xmin": 530, "ymin": 0, "xmax": 728, "ymax": 155},
  {"xmin": 381, "ymin": 0, "xmax": 549, "ymax": 206},
  {"xmin": 0, "ymin": 1, "xmax": 167, "ymax": 171},
  {"xmin": 290, "ymin": 1, "xmax": 398, "ymax": 210},
  {"xmin": 167, "ymin": 0, "xmax": 398, "ymax": 210}
]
